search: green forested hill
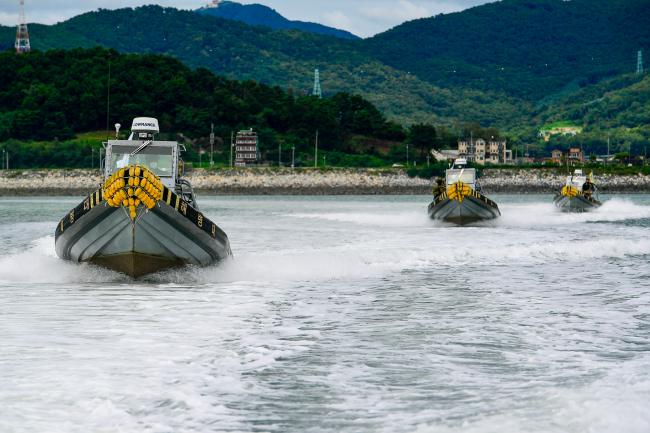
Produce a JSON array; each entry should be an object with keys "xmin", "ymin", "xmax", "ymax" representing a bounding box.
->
[
  {"xmin": 366, "ymin": 0, "xmax": 650, "ymax": 100},
  {"xmin": 528, "ymin": 74, "xmax": 650, "ymax": 155},
  {"xmin": 0, "ymin": 48, "xmax": 411, "ymax": 168},
  {"xmin": 539, "ymin": 74, "xmax": 650, "ymax": 128},
  {"xmin": 0, "ymin": 5, "xmax": 532, "ymax": 127},
  {"xmin": 0, "ymin": 1, "xmax": 648, "ymax": 131}
]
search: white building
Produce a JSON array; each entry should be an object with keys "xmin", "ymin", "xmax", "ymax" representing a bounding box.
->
[
  {"xmin": 234, "ymin": 129, "xmax": 258, "ymax": 167},
  {"xmin": 458, "ymin": 138, "xmax": 512, "ymax": 165}
]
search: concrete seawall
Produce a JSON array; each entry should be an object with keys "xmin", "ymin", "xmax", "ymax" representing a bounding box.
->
[{"xmin": 1, "ymin": 168, "xmax": 649, "ymax": 196}]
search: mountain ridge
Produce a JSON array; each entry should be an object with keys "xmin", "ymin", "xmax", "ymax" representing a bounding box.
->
[
  {"xmin": 197, "ymin": 1, "xmax": 359, "ymax": 40},
  {"xmin": 366, "ymin": 0, "xmax": 650, "ymax": 100},
  {"xmin": 0, "ymin": 5, "xmax": 529, "ymax": 128},
  {"xmin": 0, "ymin": 0, "xmax": 647, "ymax": 134}
]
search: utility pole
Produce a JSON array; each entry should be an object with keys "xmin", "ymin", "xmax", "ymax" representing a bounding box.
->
[
  {"xmin": 406, "ymin": 143, "xmax": 409, "ymax": 166},
  {"xmin": 15, "ymin": 0, "xmax": 30, "ymax": 53},
  {"xmin": 209, "ymin": 123, "xmax": 215, "ymax": 167},
  {"xmin": 106, "ymin": 58, "xmax": 111, "ymax": 141},
  {"xmin": 230, "ymin": 130, "xmax": 234, "ymax": 167},
  {"xmin": 278, "ymin": 142, "xmax": 282, "ymax": 167},
  {"xmin": 314, "ymin": 129, "xmax": 319, "ymax": 168},
  {"xmin": 629, "ymin": 141, "xmax": 632, "ymax": 162},
  {"xmin": 291, "ymin": 145, "xmax": 295, "ymax": 169}
]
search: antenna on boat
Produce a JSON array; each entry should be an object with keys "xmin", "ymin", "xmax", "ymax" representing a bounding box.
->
[{"xmin": 105, "ymin": 56, "xmax": 112, "ymax": 142}]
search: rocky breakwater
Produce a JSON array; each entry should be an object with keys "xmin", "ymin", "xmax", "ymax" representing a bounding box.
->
[
  {"xmin": 0, "ymin": 168, "xmax": 432, "ymax": 196},
  {"xmin": 188, "ymin": 168, "xmax": 431, "ymax": 195},
  {"xmin": 3, "ymin": 167, "xmax": 648, "ymax": 196},
  {"xmin": 481, "ymin": 169, "xmax": 650, "ymax": 193},
  {"xmin": 0, "ymin": 169, "xmax": 102, "ymax": 196}
]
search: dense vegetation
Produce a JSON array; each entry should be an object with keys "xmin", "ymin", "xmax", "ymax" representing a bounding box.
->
[
  {"xmin": 0, "ymin": 5, "xmax": 532, "ymax": 127},
  {"xmin": 367, "ymin": 0, "xmax": 650, "ymax": 100},
  {"xmin": 0, "ymin": 1, "xmax": 648, "ymax": 168},
  {"xmin": 0, "ymin": 49, "xmax": 413, "ymax": 168},
  {"xmin": 197, "ymin": 1, "xmax": 359, "ymax": 40},
  {"xmin": 1, "ymin": 0, "xmax": 646, "ymax": 128}
]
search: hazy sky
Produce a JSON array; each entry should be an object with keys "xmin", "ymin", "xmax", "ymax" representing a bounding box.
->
[{"xmin": 0, "ymin": 0, "xmax": 492, "ymax": 37}]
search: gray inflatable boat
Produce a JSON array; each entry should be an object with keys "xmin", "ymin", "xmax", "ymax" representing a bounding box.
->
[
  {"xmin": 553, "ymin": 169, "xmax": 602, "ymax": 213},
  {"xmin": 55, "ymin": 117, "xmax": 232, "ymax": 277},
  {"xmin": 428, "ymin": 159, "xmax": 501, "ymax": 225}
]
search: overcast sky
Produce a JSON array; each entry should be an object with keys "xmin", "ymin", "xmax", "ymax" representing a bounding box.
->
[{"xmin": 0, "ymin": 0, "xmax": 492, "ymax": 37}]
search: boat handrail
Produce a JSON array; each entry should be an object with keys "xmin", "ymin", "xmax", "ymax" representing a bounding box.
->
[
  {"xmin": 176, "ymin": 178, "xmax": 198, "ymax": 209},
  {"xmin": 130, "ymin": 140, "xmax": 153, "ymax": 156}
]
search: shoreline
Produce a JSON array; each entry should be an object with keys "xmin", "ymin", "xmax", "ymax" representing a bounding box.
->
[{"xmin": 2, "ymin": 168, "xmax": 650, "ymax": 196}]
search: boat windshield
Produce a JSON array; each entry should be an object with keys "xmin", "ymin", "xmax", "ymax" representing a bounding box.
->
[
  {"xmin": 565, "ymin": 176, "xmax": 586, "ymax": 190},
  {"xmin": 110, "ymin": 145, "xmax": 173, "ymax": 177},
  {"xmin": 446, "ymin": 169, "xmax": 476, "ymax": 185}
]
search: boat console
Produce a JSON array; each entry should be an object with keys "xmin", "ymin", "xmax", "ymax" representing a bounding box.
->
[
  {"xmin": 104, "ymin": 118, "xmax": 197, "ymax": 208},
  {"xmin": 445, "ymin": 158, "xmax": 477, "ymax": 190}
]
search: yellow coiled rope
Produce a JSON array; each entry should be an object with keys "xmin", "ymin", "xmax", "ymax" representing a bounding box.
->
[
  {"xmin": 102, "ymin": 165, "xmax": 164, "ymax": 220},
  {"xmin": 561, "ymin": 185, "xmax": 579, "ymax": 198},
  {"xmin": 446, "ymin": 181, "xmax": 473, "ymax": 202}
]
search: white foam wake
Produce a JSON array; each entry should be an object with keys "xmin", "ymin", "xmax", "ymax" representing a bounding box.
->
[
  {"xmin": 0, "ymin": 236, "xmax": 123, "ymax": 284},
  {"xmin": 499, "ymin": 198, "xmax": 650, "ymax": 227}
]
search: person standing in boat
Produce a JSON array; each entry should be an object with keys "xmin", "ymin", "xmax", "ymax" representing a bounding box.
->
[
  {"xmin": 583, "ymin": 175, "xmax": 595, "ymax": 198},
  {"xmin": 433, "ymin": 177, "xmax": 445, "ymax": 198}
]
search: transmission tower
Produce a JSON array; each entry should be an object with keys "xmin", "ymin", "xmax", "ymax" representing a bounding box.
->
[
  {"xmin": 312, "ymin": 68, "xmax": 322, "ymax": 98},
  {"xmin": 637, "ymin": 50, "xmax": 644, "ymax": 75},
  {"xmin": 15, "ymin": 0, "xmax": 30, "ymax": 54}
]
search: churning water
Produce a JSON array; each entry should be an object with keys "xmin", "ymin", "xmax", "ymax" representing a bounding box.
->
[{"xmin": 1, "ymin": 195, "xmax": 649, "ymax": 433}]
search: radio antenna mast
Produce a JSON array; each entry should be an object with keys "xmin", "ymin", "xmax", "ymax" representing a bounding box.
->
[
  {"xmin": 312, "ymin": 68, "xmax": 322, "ymax": 98},
  {"xmin": 15, "ymin": 0, "xmax": 31, "ymax": 53}
]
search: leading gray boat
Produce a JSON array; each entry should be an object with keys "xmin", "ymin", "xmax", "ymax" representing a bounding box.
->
[
  {"xmin": 428, "ymin": 159, "xmax": 501, "ymax": 225},
  {"xmin": 55, "ymin": 118, "xmax": 232, "ymax": 277}
]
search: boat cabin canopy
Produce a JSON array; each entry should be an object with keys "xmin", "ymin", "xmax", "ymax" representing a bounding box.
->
[
  {"xmin": 565, "ymin": 169, "xmax": 588, "ymax": 191},
  {"xmin": 105, "ymin": 140, "xmax": 179, "ymax": 189},
  {"xmin": 104, "ymin": 118, "xmax": 180, "ymax": 189},
  {"xmin": 446, "ymin": 168, "xmax": 476, "ymax": 186}
]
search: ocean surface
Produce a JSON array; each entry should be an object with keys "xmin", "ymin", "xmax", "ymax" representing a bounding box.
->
[{"xmin": 1, "ymin": 194, "xmax": 649, "ymax": 433}]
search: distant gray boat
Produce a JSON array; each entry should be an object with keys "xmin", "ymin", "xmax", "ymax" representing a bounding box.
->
[
  {"xmin": 428, "ymin": 159, "xmax": 501, "ymax": 225},
  {"xmin": 553, "ymin": 169, "xmax": 602, "ymax": 213},
  {"xmin": 55, "ymin": 117, "xmax": 232, "ymax": 277}
]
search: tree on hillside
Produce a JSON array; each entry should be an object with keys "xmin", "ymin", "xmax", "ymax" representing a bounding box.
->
[{"xmin": 409, "ymin": 124, "xmax": 437, "ymax": 158}]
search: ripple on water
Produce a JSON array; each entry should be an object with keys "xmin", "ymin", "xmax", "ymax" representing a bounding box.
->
[{"xmin": 0, "ymin": 195, "xmax": 649, "ymax": 433}]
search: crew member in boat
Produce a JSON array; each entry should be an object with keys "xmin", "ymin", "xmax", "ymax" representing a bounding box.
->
[
  {"xmin": 433, "ymin": 177, "xmax": 445, "ymax": 197},
  {"xmin": 583, "ymin": 178, "xmax": 595, "ymax": 198}
]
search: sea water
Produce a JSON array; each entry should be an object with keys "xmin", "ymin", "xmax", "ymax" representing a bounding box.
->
[{"xmin": 0, "ymin": 195, "xmax": 649, "ymax": 433}]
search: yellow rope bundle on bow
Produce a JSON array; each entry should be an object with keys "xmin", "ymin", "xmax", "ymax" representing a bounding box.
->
[
  {"xmin": 102, "ymin": 165, "xmax": 164, "ymax": 220},
  {"xmin": 446, "ymin": 182, "xmax": 473, "ymax": 202},
  {"xmin": 561, "ymin": 185, "xmax": 579, "ymax": 198}
]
